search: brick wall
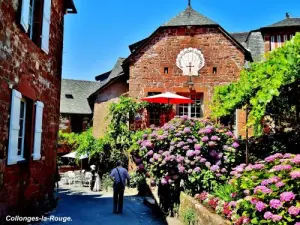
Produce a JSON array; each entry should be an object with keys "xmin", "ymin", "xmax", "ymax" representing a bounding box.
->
[
  {"xmin": 128, "ymin": 26, "xmax": 245, "ymax": 126},
  {"xmin": 0, "ymin": 0, "xmax": 65, "ymax": 216}
]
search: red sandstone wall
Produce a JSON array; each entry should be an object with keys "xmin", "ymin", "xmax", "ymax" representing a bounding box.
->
[
  {"xmin": 0, "ymin": 0, "xmax": 65, "ymax": 215},
  {"xmin": 128, "ymin": 26, "xmax": 245, "ymax": 118}
]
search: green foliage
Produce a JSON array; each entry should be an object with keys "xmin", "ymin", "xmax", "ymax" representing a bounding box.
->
[
  {"xmin": 75, "ymin": 129, "xmax": 104, "ymax": 157},
  {"xmin": 128, "ymin": 171, "xmax": 146, "ymax": 189},
  {"xmin": 247, "ymin": 129, "xmax": 300, "ymax": 162},
  {"xmin": 58, "ymin": 97, "xmax": 149, "ymax": 174},
  {"xmin": 107, "ymin": 96, "xmax": 148, "ymax": 153},
  {"xmin": 212, "ymin": 183, "xmax": 237, "ymax": 202},
  {"xmin": 182, "ymin": 208, "xmax": 197, "ymax": 225},
  {"xmin": 211, "ymin": 33, "xmax": 300, "ymax": 130},
  {"xmin": 58, "ymin": 130, "xmax": 77, "ymax": 146},
  {"xmin": 101, "ymin": 173, "xmax": 114, "ymax": 191}
]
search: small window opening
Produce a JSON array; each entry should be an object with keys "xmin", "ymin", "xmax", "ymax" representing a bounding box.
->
[
  {"xmin": 65, "ymin": 94, "xmax": 74, "ymax": 99},
  {"xmin": 164, "ymin": 67, "xmax": 169, "ymax": 74},
  {"xmin": 213, "ymin": 67, "xmax": 217, "ymax": 74}
]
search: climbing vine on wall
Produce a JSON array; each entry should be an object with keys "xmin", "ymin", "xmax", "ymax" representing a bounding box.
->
[{"xmin": 211, "ymin": 33, "xmax": 300, "ymax": 130}]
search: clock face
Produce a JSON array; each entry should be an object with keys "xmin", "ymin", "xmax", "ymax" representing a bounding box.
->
[{"xmin": 176, "ymin": 48, "xmax": 205, "ymax": 76}]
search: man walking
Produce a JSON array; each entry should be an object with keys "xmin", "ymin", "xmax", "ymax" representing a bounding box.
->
[{"xmin": 110, "ymin": 161, "xmax": 130, "ymax": 214}]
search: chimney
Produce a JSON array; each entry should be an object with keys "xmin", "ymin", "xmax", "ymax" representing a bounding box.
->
[{"xmin": 286, "ymin": 12, "xmax": 290, "ymax": 18}]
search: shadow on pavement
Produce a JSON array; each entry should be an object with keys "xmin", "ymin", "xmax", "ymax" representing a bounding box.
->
[{"xmin": 39, "ymin": 188, "xmax": 168, "ymax": 225}]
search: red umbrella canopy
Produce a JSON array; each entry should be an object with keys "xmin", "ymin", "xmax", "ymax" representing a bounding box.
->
[{"xmin": 141, "ymin": 92, "xmax": 194, "ymax": 104}]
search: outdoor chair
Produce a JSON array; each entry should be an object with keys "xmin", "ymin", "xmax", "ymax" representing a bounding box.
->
[
  {"xmin": 60, "ymin": 173, "xmax": 69, "ymax": 184},
  {"xmin": 82, "ymin": 172, "xmax": 91, "ymax": 187},
  {"xmin": 66, "ymin": 171, "xmax": 76, "ymax": 186}
]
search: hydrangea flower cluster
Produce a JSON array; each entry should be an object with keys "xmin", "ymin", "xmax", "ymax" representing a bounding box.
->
[
  {"xmin": 135, "ymin": 116, "xmax": 242, "ymax": 195},
  {"xmin": 228, "ymin": 153, "xmax": 300, "ymax": 224}
]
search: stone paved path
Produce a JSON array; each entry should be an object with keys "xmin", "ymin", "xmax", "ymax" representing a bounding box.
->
[{"xmin": 37, "ymin": 184, "xmax": 181, "ymax": 225}]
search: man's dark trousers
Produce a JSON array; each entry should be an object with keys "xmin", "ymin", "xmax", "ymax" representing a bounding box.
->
[{"xmin": 113, "ymin": 184, "xmax": 124, "ymax": 213}]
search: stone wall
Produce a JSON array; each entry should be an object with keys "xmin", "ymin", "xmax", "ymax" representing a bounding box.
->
[
  {"xmin": 145, "ymin": 182, "xmax": 231, "ymax": 225},
  {"xmin": 179, "ymin": 192, "xmax": 231, "ymax": 225},
  {"xmin": 60, "ymin": 113, "xmax": 91, "ymax": 133},
  {"xmin": 247, "ymin": 31, "xmax": 265, "ymax": 62},
  {"xmin": 0, "ymin": 0, "xmax": 66, "ymax": 217}
]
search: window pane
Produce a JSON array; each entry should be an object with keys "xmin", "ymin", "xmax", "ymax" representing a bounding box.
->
[
  {"xmin": 18, "ymin": 137, "xmax": 23, "ymax": 155},
  {"xmin": 20, "ymin": 101, "xmax": 25, "ymax": 118},
  {"xmin": 19, "ymin": 119, "xmax": 23, "ymax": 137}
]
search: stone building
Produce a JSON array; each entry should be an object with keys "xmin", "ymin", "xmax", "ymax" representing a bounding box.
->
[
  {"xmin": 0, "ymin": 0, "xmax": 76, "ymax": 218},
  {"xmin": 90, "ymin": 6, "xmax": 300, "ymax": 138},
  {"xmin": 60, "ymin": 79, "xmax": 101, "ymax": 133}
]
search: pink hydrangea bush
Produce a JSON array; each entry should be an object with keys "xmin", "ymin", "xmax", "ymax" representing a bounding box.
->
[
  {"xmin": 228, "ymin": 153, "xmax": 300, "ymax": 225},
  {"xmin": 134, "ymin": 116, "xmax": 242, "ymax": 194},
  {"xmin": 194, "ymin": 153, "xmax": 300, "ymax": 225}
]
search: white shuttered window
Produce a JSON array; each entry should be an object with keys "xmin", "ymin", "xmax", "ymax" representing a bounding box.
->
[
  {"xmin": 33, "ymin": 101, "xmax": 44, "ymax": 160},
  {"xmin": 7, "ymin": 90, "xmax": 25, "ymax": 165},
  {"xmin": 41, "ymin": 0, "xmax": 52, "ymax": 54}
]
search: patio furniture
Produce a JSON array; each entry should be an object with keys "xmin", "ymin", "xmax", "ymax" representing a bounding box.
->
[
  {"xmin": 67, "ymin": 171, "xmax": 76, "ymax": 186},
  {"xmin": 60, "ymin": 172, "xmax": 69, "ymax": 184},
  {"xmin": 82, "ymin": 172, "xmax": 92, "ymax": 187}
]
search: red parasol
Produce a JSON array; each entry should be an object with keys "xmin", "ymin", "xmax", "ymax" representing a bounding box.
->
[{"xmin": 141, "ymin": 92, "xmax": 194, "ymax": 104}]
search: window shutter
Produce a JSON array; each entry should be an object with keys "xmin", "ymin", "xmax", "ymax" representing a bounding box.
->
[
  {"xmin": 33, "ymin": 101, "xmax": 44, "ymax": 160},
  {"xmin": 7, "ymin": 90, "xmax": 22, "ymax": 165},
  {"xmin": 20, "ymin": 0, "xmax": 31, "ymax": 32},
  {"xmin": 41, "ymin": 0, "xmax": 52, "ymax": 54}
]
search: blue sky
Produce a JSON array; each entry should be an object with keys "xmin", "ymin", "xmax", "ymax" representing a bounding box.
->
[{"xmin": 62, "ymin": 0, "xmax": 300, "ymax": 81}]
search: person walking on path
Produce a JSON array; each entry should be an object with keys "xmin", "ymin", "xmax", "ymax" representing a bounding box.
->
[
  {"xmin": 110, "ymin": 160, "xmax": 130, "ymax": 214},
  {"xmin": 90, "ymin": 165, "xmax": 96, "ymax": 191}
]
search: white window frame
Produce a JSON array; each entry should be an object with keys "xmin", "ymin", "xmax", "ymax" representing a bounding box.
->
[
  {"xmin": 177, "ymin": 94, "xmax": 204, "ymax": 118},
  {"xmin": 277, "ymin": 35, "xmax": 282, "ymax": 47},
  {"xmin": 270, "ymin": 36, "xmax": 275, "ymax": 50},
  {"xmin": 7, "ymin": 90, "xmax": 26, "ymax": 165},
  {"xmin": 28, "ymin": 0, "xmax": 35, "ymax": 39},
  {"xmin": 284, "ymin": 35, "xmax": 288, "ymax": 42},
  {"xmin": 18, "ymin": 98, "xmax": 27, "ymax": 158},
  {"xmin": 20, "ymin": 0, "xmax": 31, "ymax": 32},
  {"xmin": 41, "ymin": 0, "xmax": 52, "ymax": 54},
  {"xmin": 33, "ymin": 101, "xmax": 44, "ymax": 160}
]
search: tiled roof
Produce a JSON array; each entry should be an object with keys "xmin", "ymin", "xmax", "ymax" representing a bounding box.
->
[
  {"xmin": 129, "ymin": 38, "xmax": 148, "ymax": 53},
  {"xmin": 231, "ymin": 32, "xmax": 249, "ymax": 44},
  {"xmin": 162, "ymin": 6, "xmax": 217, "ymax": 27},
  {"xmin": 95, "ymin": 58, "xmax": 125, "ymax": 82},
  {"xmin": 91, "ymin": 57, "xmax": 126, "ymax": 97},
  {"xmin": 264, "ymin": 18, "xmax": 300, "ymax": 28},
  {"xmin": 109, "ymin": 58, "xmax": 126, "ymax": 79},
  {"xmin": 60, "ymin": 79, "xmax": 102, "ymax": 114}
]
